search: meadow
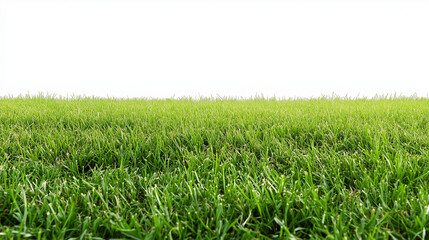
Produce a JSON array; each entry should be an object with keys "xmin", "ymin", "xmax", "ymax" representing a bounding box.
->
[{"xmin": 1, "ymin": 96, "xmax": 429, "ymax": 239}]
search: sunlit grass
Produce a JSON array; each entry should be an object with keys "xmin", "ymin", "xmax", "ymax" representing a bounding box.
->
[{"xmin": 1, "ymin": 96, "xmax": 429, "ymax": 239}]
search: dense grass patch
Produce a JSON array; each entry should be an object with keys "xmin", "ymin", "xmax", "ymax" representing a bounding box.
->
[{"xmin": 1, "ymin": 96, "xmax": 429, "ymax": 239}]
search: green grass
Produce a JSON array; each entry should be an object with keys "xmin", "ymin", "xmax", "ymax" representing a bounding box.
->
[{"xmin": 1, "ymin": 96, "xmax": 429, "ymax": 239}]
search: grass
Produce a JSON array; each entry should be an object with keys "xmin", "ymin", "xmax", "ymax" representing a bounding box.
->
[{"xmin": 1, "ymin": 96, "xmax": 429, "ymax": 239}]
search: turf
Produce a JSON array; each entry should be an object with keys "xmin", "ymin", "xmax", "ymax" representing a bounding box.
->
[{"xmin": 1, "ymin": 96, "xmax": 429, "ymax": 239}]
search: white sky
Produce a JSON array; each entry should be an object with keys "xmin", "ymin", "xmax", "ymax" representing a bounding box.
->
[{"xmin": 1, "ymin": 0, "xmax": 428, "ymax": 99}]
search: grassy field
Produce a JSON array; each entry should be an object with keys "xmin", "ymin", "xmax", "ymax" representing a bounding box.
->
[{"xmin": 1, "ymin": 96, "xmax": 429, "ymax": 239}]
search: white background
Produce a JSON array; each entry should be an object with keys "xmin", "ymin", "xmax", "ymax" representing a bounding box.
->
[{"xmin": 1, "ymin": 0, "xmax": 428, "ymax": 99}]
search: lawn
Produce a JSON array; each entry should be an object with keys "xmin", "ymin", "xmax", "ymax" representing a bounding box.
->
[{"xmin": 1, "ymin": 96, "xmax": 429, "ymax": 239}]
